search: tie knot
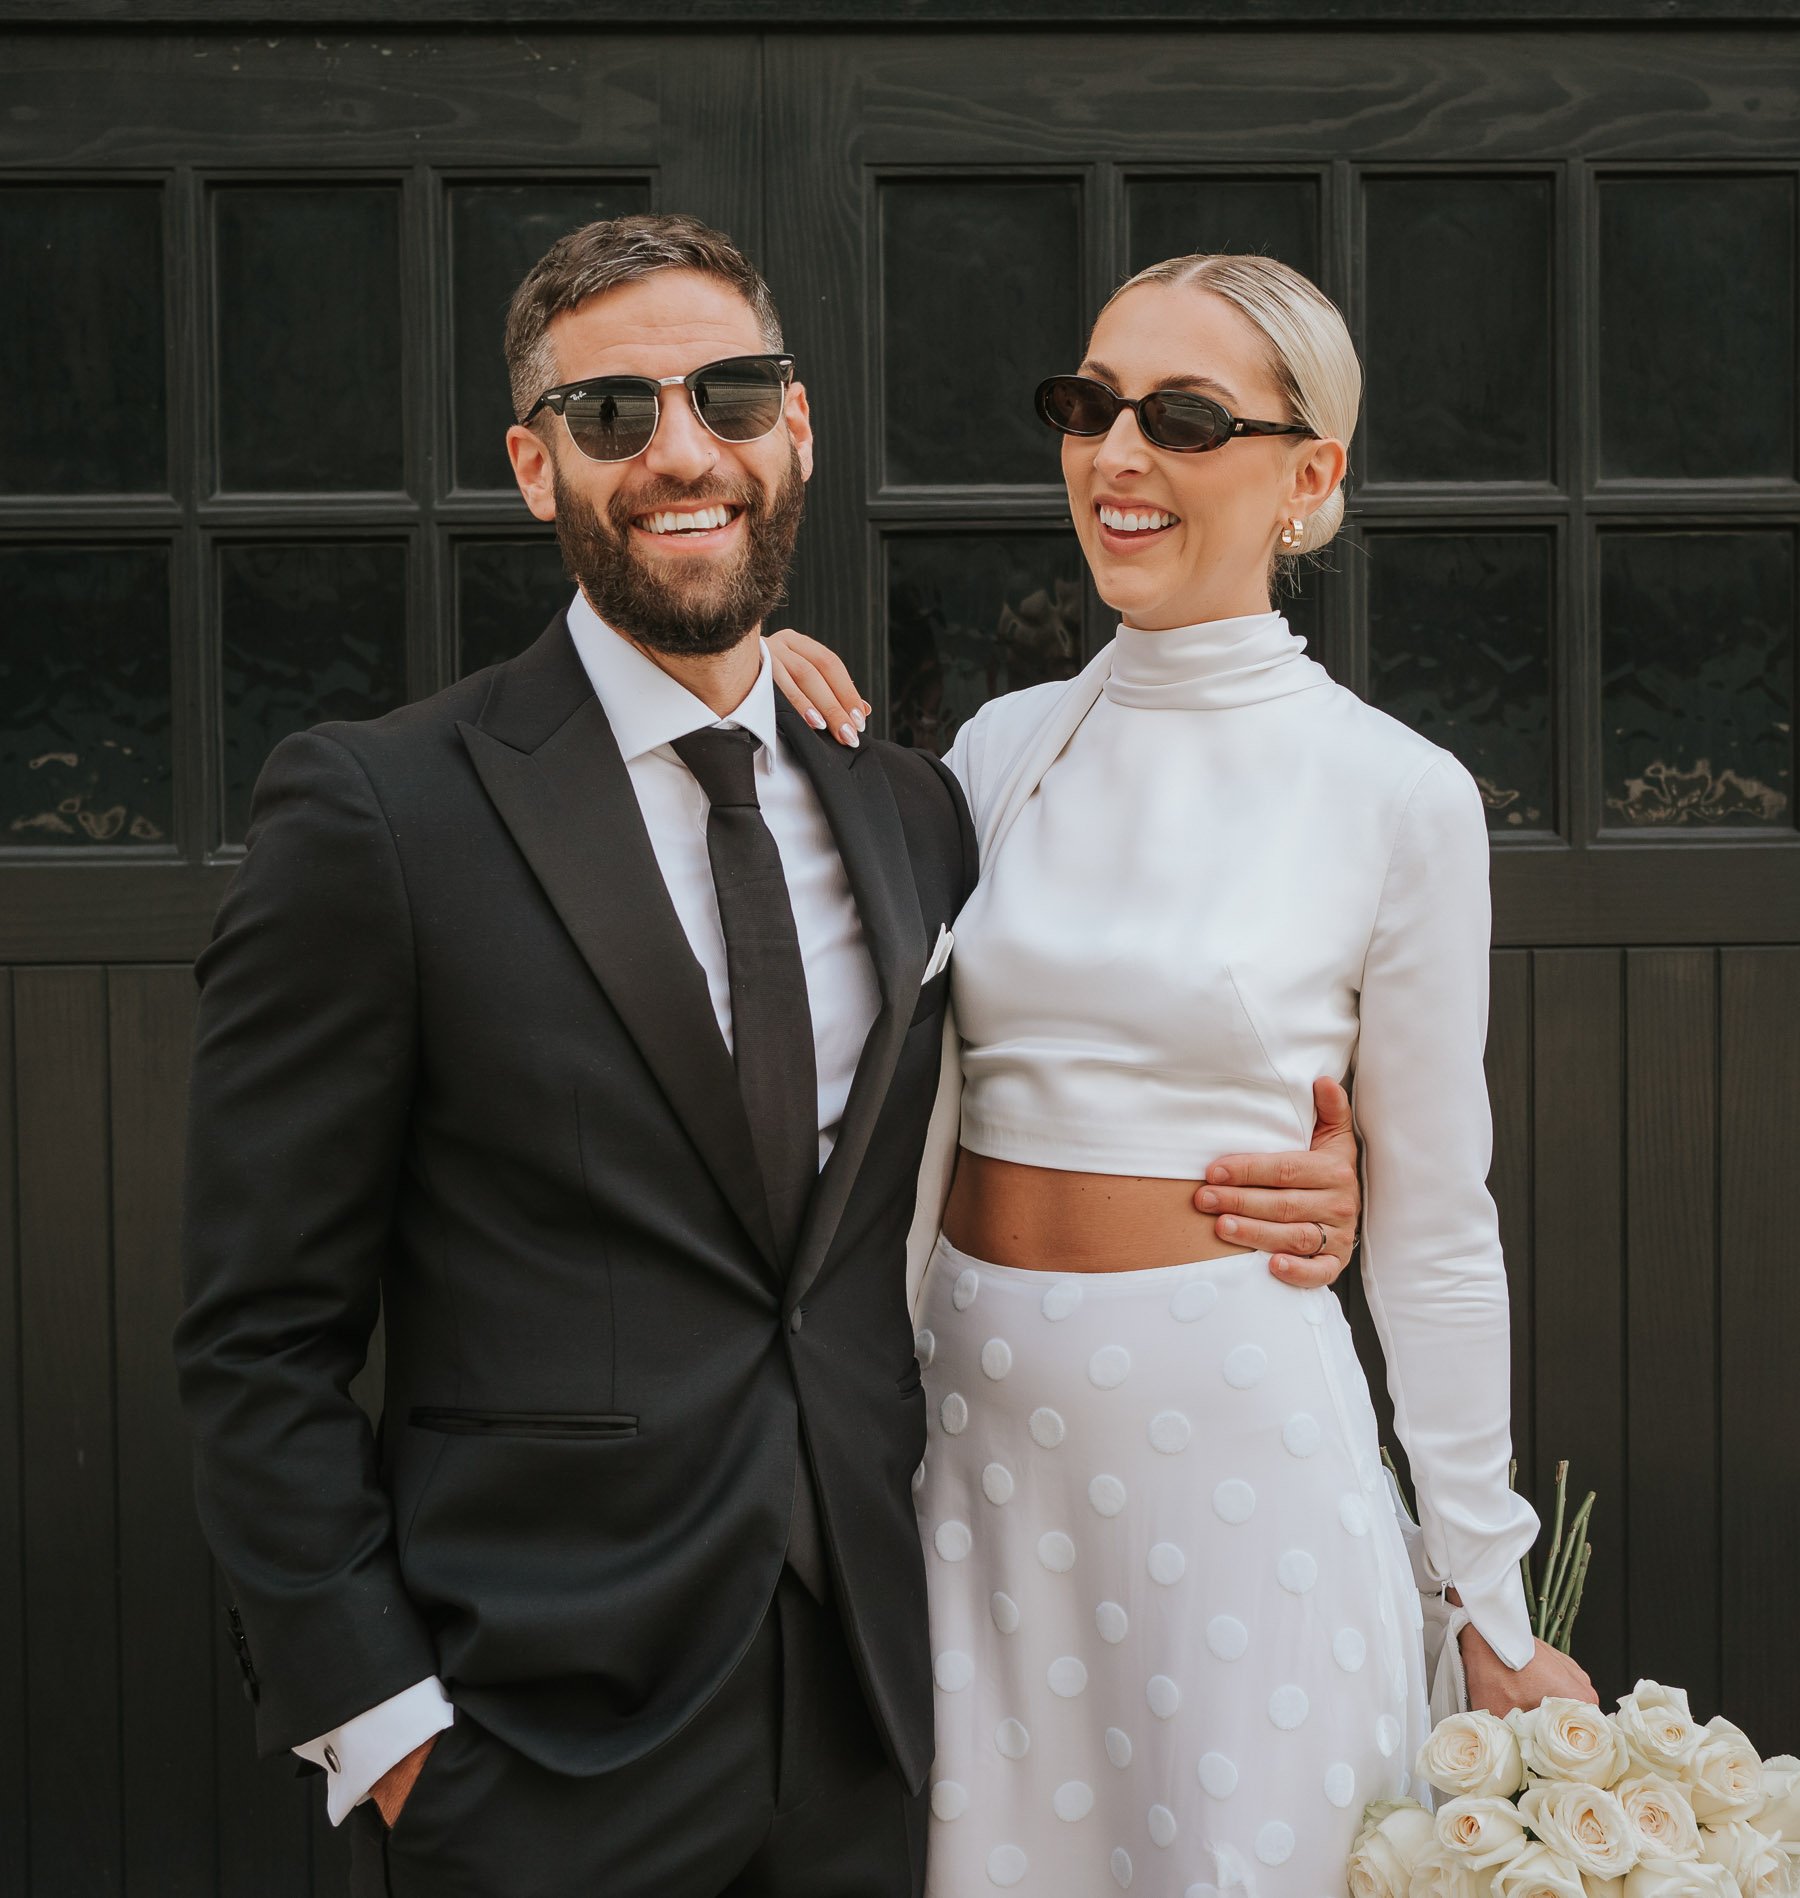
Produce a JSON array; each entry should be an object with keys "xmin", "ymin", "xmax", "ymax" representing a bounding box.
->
[{"xmin": 672, "ymin": 725, "xmax": 762, "ymax": 809}]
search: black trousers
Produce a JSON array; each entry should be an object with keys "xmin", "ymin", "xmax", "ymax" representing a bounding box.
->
[{"xmin": 350, "ymin": 1573, "xmax": 926, "ymax": 1898}]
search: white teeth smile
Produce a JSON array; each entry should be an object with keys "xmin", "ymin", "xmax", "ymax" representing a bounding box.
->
[
  {"xmin": 637, "ymin": 504, "xmax": 737, "ymax": 535},
  {"xmin": 1098, "ymin": 504, "xmax": 1178, "ymax": 535}
]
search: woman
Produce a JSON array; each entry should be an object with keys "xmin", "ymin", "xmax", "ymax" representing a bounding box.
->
[{"xmin": 773, "ymin": 254, "xmax": 1592, "ymax": 1898}]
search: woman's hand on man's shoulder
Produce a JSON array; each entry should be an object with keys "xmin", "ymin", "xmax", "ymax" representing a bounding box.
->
[{"xmin": 767, "ymin": 627, "xmax": 869, "ymax": 748}]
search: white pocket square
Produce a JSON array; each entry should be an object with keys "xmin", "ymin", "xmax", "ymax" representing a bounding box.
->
[{"xmin": 921, "ymin": 924, "xmax": 954, "ymax": 984}]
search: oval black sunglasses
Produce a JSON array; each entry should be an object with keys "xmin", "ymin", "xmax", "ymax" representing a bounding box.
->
[
  {"xmin": 1035, "ymin": 373, "xmax": 1313, "ymax": 455},
  {"xmin": 524, "ymin": 354, "xmax": 795, "ymax": 464}
]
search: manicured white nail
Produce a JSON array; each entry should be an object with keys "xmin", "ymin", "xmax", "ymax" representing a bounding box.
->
[
  {"xmin": 838, "ymin": 723, "xmax": 860, "ymax": 748},
  {"xmin": 850, "ymin": 706, "xmax": 867, "ymax": 732},
  {"xmin": 803, "ymin": 706, "xmax": 827, "ymax": 730}
]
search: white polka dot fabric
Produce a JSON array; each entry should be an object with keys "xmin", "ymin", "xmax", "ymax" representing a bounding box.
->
[{"xmin": 916, "ymin": 1236, "xmax": 1428, "ymax": 1897}]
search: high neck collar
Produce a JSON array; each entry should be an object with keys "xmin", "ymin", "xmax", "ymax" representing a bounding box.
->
[{"xmin": 1103, "ymin": 610, "xmax": 1328, "ymax": 710}]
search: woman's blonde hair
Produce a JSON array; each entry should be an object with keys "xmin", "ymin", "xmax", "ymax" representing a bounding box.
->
[{"xmin": 1101, "ymin": 253, "xmax": 1360, "ymax": 564}]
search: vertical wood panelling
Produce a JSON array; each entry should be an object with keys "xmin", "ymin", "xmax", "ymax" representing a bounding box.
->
[
  {"xmin": 1532, "ymin": 950, "xmax": 1628, "ymax": 1700},
  {"xmin": 1623, "ymin": 951, "xmax": 1720, "ymax": 1715},
  {"xmin": 1719, "ymin": 948, "xmax": 1800, "ymax": 1751},
  {"xmin": 1488, "ymin": 952, "xmax": 1535, "ymax": 1487},
  {"xmin": 0, "ymin": 972, "xmax": 25, "ymax": 1892},
  {"xmin": 110, "ymin": 968, "xmax": 215, "ymax": 1897},
  {"xmin": 16, "ymin": 968, "xmax": 120, "ymax": 1898}
]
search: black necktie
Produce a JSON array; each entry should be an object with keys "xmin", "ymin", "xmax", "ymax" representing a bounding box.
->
[
  {"xmin": 671, "ymin": 726, "xmax": 819, "ymax": 1265},
  {"xmin": 672, "ymin": 725, "xmax": 831, "ymax": 1601}
]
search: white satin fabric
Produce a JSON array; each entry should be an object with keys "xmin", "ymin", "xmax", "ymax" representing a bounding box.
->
[
  {"xmin": 914, "ymin": 1233, "xmax": 1431, "ymax": 1898},
  {"xmin": 910, "ymin": 614, "xmax": 1537, "ymax": 1671}
]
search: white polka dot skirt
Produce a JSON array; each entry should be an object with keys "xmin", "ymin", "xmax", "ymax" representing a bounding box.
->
[{"xmin": 913, "ymin": 1237, "xmax": 1429, "ymax": 1897}]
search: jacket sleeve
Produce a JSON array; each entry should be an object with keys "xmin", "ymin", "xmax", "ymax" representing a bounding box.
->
[
  {"xmin": 174, "ymin": 727, "xmax": 440, "ymax": 1754},
  {"xmin": 1352, "ymin": 754, "xmax": 1540, "ymax": 1670}
]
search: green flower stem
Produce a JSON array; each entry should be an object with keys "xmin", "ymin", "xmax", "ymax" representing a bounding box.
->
[
  {"xmin": 1544, "ymin": 1492, "xmax": 1595, "ymax": 1639},
  {"xmin": 1556, "ymin": 1543, "xmax": 1592, "ymax": 1653},
  {"xmin": 1536, "ymin": 1463, "xmax": 1570, "ymax": 1638}
]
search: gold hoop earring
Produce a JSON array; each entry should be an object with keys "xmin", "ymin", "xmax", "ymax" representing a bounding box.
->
[{"xmin": 1278, "ymin": 516, "xmax": 1303, "ymax": 549}]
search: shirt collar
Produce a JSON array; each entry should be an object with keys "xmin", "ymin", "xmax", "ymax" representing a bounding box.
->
[{"xmin": 564, "ymin": 587, "xmax": 781, "ymax": 769}]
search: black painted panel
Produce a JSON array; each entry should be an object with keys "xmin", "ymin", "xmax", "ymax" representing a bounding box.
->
[
  {"xmin": 1600, "ymin": 530, "xmax": 1793, "ymax": 828},
  {"xmin": 454, "ymin": 535, "xmax": 572, "ymax": 675},
  {"xmin": 1367, "ymin": 530, "xmax": 1556, "ymax": 832},
  {"xmin": 880, "ymin": 179, "xmax": 1081, "ymax": 488},
  {"xmin": 0, "ymin": 185, "xmax": 167, "ymax": 496},
  {"xmin": 448, "ymin": 180, "xmax": 653, "ymax": 492},
  {"xmin": 218, "ymin": 541, "xmax": 408, "ymax": 842},
  {"xmin": 0, "ymin": 544, "xmax": 172, "ymax": 847},
  {"xmin": 1364, "ymin": 176, "xmax": 1553, "ymax": 484},
  {"xmin": 213, "ymin": 185, "xmax": 406, "ymax": 493},
  {"xmin": 1127, "ymin": 176, "xmax": 1320, "ymax": 283},
  {"xmin": 1598, "ymin": 176, "xmax": 1796, "ymax": 481},
  {"xmin": 886, "ymin": 529, "xmax": 1084, "ymax": 752}
]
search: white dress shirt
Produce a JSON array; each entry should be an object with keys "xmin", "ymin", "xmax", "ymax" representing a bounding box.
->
[
  {"xmin": 296, "ymin": 592, "xmax": 881, "ymax": 1822},
  {"xmin": 940, "ymin": 611, "xmax": 1539, "ymax": 1668}
]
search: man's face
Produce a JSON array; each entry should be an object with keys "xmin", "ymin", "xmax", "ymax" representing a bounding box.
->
[{"xmin": 506, "ymin": 270, "xmax": 813, "ymax": 658}]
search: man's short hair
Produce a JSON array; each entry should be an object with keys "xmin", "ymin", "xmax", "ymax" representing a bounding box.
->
[{"xmin": 504, "ymin": 213, "xmax": 785, "ymax": 427}]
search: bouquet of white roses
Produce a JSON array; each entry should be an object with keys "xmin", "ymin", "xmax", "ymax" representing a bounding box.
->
[{"xmin": 1348, "ymin": 1682, "xmax": 1800, "ymax": 1898}]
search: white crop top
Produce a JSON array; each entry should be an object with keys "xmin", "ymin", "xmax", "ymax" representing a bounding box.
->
[{"xmin": 941, "ymin": 611, "xmax": 1539, "ymax": 1668}]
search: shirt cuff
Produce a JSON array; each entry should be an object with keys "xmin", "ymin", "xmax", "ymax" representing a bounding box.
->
[
  {"xmin": 1453, "ymin": 1566, "xmax": 1537, "ymax": 1673},
  {"xmin": 292, "ymin": 1676, "xmax": 455, "ymax": 1827}
]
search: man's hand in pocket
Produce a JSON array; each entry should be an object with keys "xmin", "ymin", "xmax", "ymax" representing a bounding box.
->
[{"xmin": 372, "ymin": 1734, "xmax": 438, "ymax": 1828}]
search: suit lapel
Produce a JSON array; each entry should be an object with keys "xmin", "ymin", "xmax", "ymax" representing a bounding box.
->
[
  {"xmin": 777, "ymin": 700, "xmax": 929, "ymax": 1309},
  {"xmin": 457, "ymin": 616, "xmax": 780, "ymax": 1278}
]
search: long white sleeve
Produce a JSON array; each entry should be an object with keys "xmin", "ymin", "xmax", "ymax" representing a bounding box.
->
[
  {"xmin": 1352, "ymin": 756, "xmax": 1538, "ymax": 1669},
  {"xmin": 294, "ymin": 1675, "xmax": 455, "ymax": 1826}
]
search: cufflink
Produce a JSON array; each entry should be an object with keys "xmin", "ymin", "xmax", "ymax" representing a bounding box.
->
[{"xmin": 324, "ymin": 1744, "xmax": 341, "ymax": 1774}]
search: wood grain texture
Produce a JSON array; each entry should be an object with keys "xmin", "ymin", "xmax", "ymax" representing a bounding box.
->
[
  {"xmin": 15, "ymin": 968, "xmax": 121, "ymax": 1898},
  {"xmin": 1719, "ymin": 947, "xmax": 1800, "ymax": 1750},
  {"xmin": 1623, "ymin": 949, "xmax": 1719, "ymax": 1714},
  {"xmin": 0, "ymin": 971, "xmax": 25, "ymax": 1895},
  {"xmin": 1531, "ymin": 950, "xmax": 1628, "ymax": 1700},
  {"xmin": 110, "ymin": 968, "xmax": 214, "ymax": 1898},
  {"xmin": 2, "ymin": 1, "xmax": 1792, "ymax": 21}
]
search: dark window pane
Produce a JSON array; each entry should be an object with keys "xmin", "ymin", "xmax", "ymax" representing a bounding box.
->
[
  {"xmin": 1599, "ymin": 177, "xmax": 1796, "ymax": 481},
  {"xmin": 887, "ymin": 532, "xmax": 1085, "ymax": 754},
  {"xmin": 449, "ymin": 182, "xmax": 653, "ymax": 492},
  {"xmin": 213, "ymin": 186, "xmax": 405, "ymax": 492},
  {"xmin": 1367, "ymin": 531, "xmax": 1555, "ymax": 832},
  {"xmin": 881, "ymin": 180, "xmax": 1081, "ymax": 488},
  {"xmin": 220, "ymin": 542, "xmax": 408, "ymax": 842},
  {"xmin": 1601, "ymin": 532, "xmax": 1793, "ymax": 829},
  {"xmin": 0, "ymin": 186, "xmax": 167, "ymax": 495},
  {"xmin": 0, "ymin": 545, "xmax": 172, "ymax": 847},
  {"xmin": 455, "ymin": 537, "xmax": 573, "ymax": 676},
  {"xmin": 1127, "ymin": 178, "xmax": 1320, "ymax": 283},
  {"xmin": 1364, "ymin": 178, "xmax": 1552, "ymax": 484}
]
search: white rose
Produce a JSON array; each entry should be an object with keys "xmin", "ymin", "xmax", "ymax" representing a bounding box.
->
[
  {"xmin": 1519, "ymin": 1784, "xmax": 1642, "ymax": 1879},
  {"xmin": 1700, "ymin": 1819, "xmax": 1790, "ymax": 1898},
  {"xmin": 1511, "ymin": 1701, "xmax": 1631, "ymax": 1789},
  {"xmin": 1616, "ymin": 1776, "xmax": 1705, "ymax": 1862},
  {"xmin": 1624, "ymin": 1860, "xmax": 1740, "ymax": 1898},
  {"xmin": 1422, "ymin": 1713, "xmax": 1530, "ymax": 1799},
  {"xmin": 1411, "ymin": 1845, "xmax": 1491, "ymax": 1898},
  {"xmin": 1690, "ymin": 1720, "xmax": 1768, "ymax": 1824},
  {"xmin": 1616, "ymin": 1684, "xmax": 1707, "ymax": 1780},
  {"xmin": 1754, "ymin": 1758, "xmax": 1800, "ymax": 1845},
  {"xmin": 1437, "ymin": 1795, "xmax": 1533, "ymax": 1870},
  {"xmin": 1352, "ymin": 1802, "xmax": 1438, "ymax": 1898},
  {"xmin": 1495, "ymin": 1842, "xmax": 1591, "ymax": 1898}
]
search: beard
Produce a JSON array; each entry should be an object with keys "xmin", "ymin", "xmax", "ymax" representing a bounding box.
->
[{"xmin": 550, "ymin": 447, "xmax": 807, "ymax": 658}]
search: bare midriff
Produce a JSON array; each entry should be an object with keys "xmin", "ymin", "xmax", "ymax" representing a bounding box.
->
[{"xmin": 941, "ymin": 1148, "xmax": 1253, "ymax": 1274}]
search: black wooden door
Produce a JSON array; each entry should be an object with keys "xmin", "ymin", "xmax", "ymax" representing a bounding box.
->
[
  {"xmin": 2, "ymin": 14, "xmax": 1798, "ymax": 1898},
  {"xmin": 761, "ymin": 22, "xmax": 1800, "ymax": 1742}
]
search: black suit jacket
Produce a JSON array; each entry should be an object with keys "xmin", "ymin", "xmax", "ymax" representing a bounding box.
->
[{"xmin": 174, "ymin": 614, "xmax": 976, "ymax": 1795}]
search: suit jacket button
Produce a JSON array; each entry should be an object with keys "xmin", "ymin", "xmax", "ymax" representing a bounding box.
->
[
  {"xmin": 788, "ymin": 1308, "xmax": 804, "ymax": 1334},
  {"xmin": 324, "ymin": 1744, "xmax": 341, "ymax": 1773}
]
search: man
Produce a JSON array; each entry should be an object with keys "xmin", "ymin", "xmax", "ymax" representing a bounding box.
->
[{"xmin": 175, "ymin": 214, "xmax": 1360, "ymax": 1897}]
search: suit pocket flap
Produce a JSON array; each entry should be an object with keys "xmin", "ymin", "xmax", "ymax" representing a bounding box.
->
[{"xmin": 409, "ymin": 1407, "xmax": 638, "ymax": 1440}]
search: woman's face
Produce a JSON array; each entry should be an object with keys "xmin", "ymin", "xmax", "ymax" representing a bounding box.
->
[{"xmin": 1062, "ymin": 282, "xmax": 1347, "ymax": 631}]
